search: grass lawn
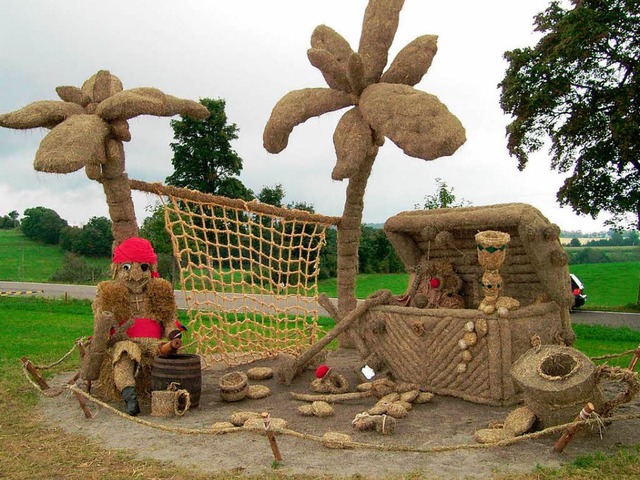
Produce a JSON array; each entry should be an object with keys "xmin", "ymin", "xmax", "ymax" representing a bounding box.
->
[
  {"xmin": 571, "ymin": 262, "xmax": 640, "ymax": 310},
  {"xmin": 1, "ymin": 297, "xmax": 639, "ymax": 479}
]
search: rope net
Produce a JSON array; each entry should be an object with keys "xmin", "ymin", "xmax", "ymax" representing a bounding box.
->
[{"xmin": 145, "ymin": 182, "xmax": 337, "ymax": 366}]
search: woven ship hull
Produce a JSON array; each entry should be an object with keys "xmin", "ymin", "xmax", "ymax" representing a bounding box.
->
[
  {"xmin": 357, "ymin": 302, "xmax": 564, "ymax": 406},
  {"xmin": 357, "ymin": 203, "xmax": 576, "ymax": 406}
]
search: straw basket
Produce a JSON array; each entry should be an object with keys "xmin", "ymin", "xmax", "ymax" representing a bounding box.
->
[
  {"xmin": 219, "ymin": 371, "xmax": 249, "ymax": 402},
  {"xmin": 151, "ymin": 387, "xmax": 191, "ymax": 417},
  {"xmin": 475, "ymin": 230, "xmax": 510, "ymax": 270}
]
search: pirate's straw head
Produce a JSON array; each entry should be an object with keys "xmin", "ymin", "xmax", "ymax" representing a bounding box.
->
[{"xmin": 111, "ymin": 237, "xmax": 159, "ymax": 292}]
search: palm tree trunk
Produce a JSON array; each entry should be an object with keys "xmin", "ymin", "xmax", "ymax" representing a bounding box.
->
[
  {"xmin": 100, "ymin": 139, "xmax": 139, "ymax": 244},
  {"xmin": 336, "ymin": 150, "xmax": 377, "ymax": 346}
]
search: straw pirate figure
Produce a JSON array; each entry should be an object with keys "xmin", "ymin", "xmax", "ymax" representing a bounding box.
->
[
  {"xmin": 81, "ymin": 237, "xmax": 181, "ymax": 415},
  {"xmin": 395, "ymin": 259, "xmax": 464, "ymax": 309}
]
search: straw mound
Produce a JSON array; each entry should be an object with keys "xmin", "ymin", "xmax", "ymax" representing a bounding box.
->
[{"xmin": 381, "ymin": 35, "xmax": 438, "ymax": 86}]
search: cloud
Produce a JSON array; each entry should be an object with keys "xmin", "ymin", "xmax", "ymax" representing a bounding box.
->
[{"xmin": 0, "ymin": 0, "xmax": 609, "ymax": 233}]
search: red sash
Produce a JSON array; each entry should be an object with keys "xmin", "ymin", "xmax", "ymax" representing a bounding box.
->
[{"xmin": 118, "ymin": 318, "xmax": 162, "ymax": 339}]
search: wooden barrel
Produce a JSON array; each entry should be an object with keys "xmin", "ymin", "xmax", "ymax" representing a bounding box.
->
[{"xmin": 151, "ymin": 354, "xmax": 202, "ymax": 409}]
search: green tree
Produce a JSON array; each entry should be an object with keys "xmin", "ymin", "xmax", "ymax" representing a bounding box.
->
[
  {"xmin": 415, "ymin": 177, "xmax": 470, "ymax": 210},
  {"xmin": 499, "ymin": 0, "xmax": 640, "ymax": 229},
  {"xmin": 0, "ymin": 211, "xmax": 20, "ymax": 229},
  {"xmin": 139, "ymin": 204, "xmax": 173, "ymax": 255},
  {"xmin": 76, "ymin": 216, "xmax": 113, "ymax": 256},
  {"xmin": 569, "ymin": 237, "xmax": 582, "ymax": 247},
  {"xmin": 166, "ymin": 98, "xmax": 253, "ymax": 200},
  {"xmin": 21, "ymin": 206, "xmax": 68, "ymax": 244}
]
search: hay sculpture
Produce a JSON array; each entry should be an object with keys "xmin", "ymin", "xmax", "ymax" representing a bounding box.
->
[
  {"xmin": 0, "ymin": 70, "xmax": 208, "ymax": 243},
  {"xmin": 263, "ymin": 0, "xmax": 466, "ymax": 328}
]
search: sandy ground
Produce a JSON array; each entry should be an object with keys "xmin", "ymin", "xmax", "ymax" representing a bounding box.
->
[{"xmin": 40, "ymin": 349, "xmax": 640, "ymax": 480}]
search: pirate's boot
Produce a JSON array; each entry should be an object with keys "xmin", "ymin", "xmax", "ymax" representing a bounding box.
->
[{"xmin": 121, "ymin": 386, "xmax": 140, "ymax": 416}]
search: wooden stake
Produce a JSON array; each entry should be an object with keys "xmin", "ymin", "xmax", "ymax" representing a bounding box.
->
[
  {"xmin": 67, "ymin": 373, "xmax": 93, "ymax": 418},
  {"xmin": 261, "ymin": 412, "xmax": 282, "ymax": 462},
  {"xmin": 21, "ymin": 357, "xmax": 49, "ymax": 390},
  {"xmin": 553, "ymin": 402, "xmax": 595, "ymax": 453}
]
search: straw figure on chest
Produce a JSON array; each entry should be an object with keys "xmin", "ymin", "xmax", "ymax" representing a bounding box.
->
[{"xmin": 81, "ymin": 237, "xmax": 184, "ymax": 415}]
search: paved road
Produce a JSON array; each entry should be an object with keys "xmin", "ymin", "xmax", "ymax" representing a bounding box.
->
[
  {"xmin": 2, "ymin": 281, "xmax": 639, "ymax": 329},
  {"xmin": 0, "ymin": 280, "xmax": 337, "ymax": 316}
]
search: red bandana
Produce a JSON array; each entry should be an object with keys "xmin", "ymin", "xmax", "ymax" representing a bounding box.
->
[{"xmin": 113, "ymin": 237, "xmax": 158, "ymax": 264}]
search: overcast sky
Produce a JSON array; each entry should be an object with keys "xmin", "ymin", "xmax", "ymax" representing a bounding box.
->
[{"xmin": 0, "ymin": 0, "xmax": 609, "ymax": 233}]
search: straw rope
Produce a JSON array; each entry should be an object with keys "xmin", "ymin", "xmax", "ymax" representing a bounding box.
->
[
  {"xmin": 52, "ymin": 384, "xmax": 640, "ymax": 454},
  {"xmin": 130, "ymin": 179, "xmax": 335, "ymax": 366}
]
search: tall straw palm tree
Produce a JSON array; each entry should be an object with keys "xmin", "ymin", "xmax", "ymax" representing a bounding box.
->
[
  {"xmin": 0, "ymin": 70, "xmax": 208, "ymax": 244},
  {"xmin": 263, "ymin": 0, "xmax": 466, "ymax": 320}
]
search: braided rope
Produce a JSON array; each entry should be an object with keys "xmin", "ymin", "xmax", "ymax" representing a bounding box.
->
[{"xmin": 29, "ymin": 383, "xmax": 637, "ymax": 454}]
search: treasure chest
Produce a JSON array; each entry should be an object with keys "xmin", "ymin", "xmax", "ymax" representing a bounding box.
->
[{"xmin": 354, "ymin": 203, "xmax": 575, "ymax": 406}]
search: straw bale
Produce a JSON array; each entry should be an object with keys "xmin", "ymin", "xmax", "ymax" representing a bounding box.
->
[
  {"xmin": 381, "ymin": 35, "xmax": 438, "ymax": 86},
  {"xmin": 310, "ymin": 25, "xmax": 353, "ymax": 67},
  {"xmin": 229, "ymin": 411, "xmax": 262, "ymax": 426},
  {"xmin": 368, "ymin": 401, "xmax": 390, "ymax": 415},
  {"xmin": 81, "ymin": 71, "xmax": 123, "ymax": 100},
  {"xmin": 246, "ymin": 367, "xmax": 274, "ymax": 381},
  {"xmin": 414, "ymin": 391, "xmax": 434, "ymax": 404},
  {"xmin": 400, "ymin": 389, "xmax": 419, "ymax": 403},
  {"xmin": 369, "ymin": 378, "xmax": 396, "ymax": 398},
  {"xmin": 95, "ymin": 88, "xmax": 209, "ymax": 121},
  {"xmin": 34, "ymin": 115, "xmax": 110, "ymax": 173},
  {"xmin": 358, "ymin": 0, "xmax": 404, "ymax": 84},
  {"xmin": 0, "ymin": 100, "xmax": 85, "ymax": 129},
  {"xmin": 352, "ymin": 412, "xmax": 376, "ymax": 431},
  {"xmin": 373, "ymin": 414, "xmax": 396, "ymax": 434},
  {"xmin": 321, "ymin": 432, "xmax": 354, "ymax": 449},
  {"xmin": 386, "ymin": 402, "xmax": 408, "ymax": 418},
  {"xmin": 394, "ymin": 400, "xmax": 412, "ymax": 411},
  {"xmin": 311, "ymin": 401, "xmax": 334, "ymax": 417},
  {"xmin": 379, "ymin": 392, "xmax": 400, "ymax": 403},
  {"xmin": 247, "ymin": 384, "xmax": 271, "ymax": 399},
  {"xmin": 359, "ymin": 83, "xmax": 466, "ymax": 160},
  {"xmin": 503, "ymin": 406, "xmax": 536, "ymax": 435},
  {"xmin": 244, "ymin": 417, "xmax": 287, "ymax": 433},
  {"xmin": 473, "ymin": 428, "xmax": 515, "ymax": 444},
  {"xmin": 56, "ymin": 86, "xmax": 91, "ymax": 106},
  {"xmin": 307, "ymin": 48, "xmax": 351, "ymax": 92},
  {"xmin": 298, "ymin": 404, "xmax": 314, "ymax": 416},
  {"xmin": 263, "ymin": 88, "xmax": 353, "ymax": 153},
  {"xmin": 332, "ymin": 108, "xmax": 372, "ymax": 180}
]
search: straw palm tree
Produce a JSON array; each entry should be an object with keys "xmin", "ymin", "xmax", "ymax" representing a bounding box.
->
[
  {"xmin": 263, "ymin": 0, "xmax": 466, "ymax": 320},
  {"xmin": 0, "ymin": 70, "xmax": 208, "ymax": 244}
]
